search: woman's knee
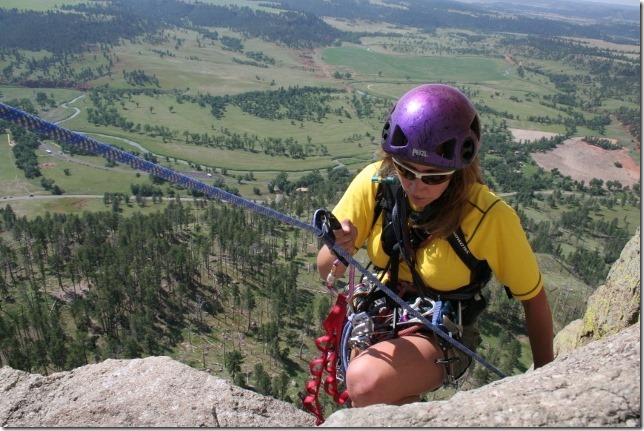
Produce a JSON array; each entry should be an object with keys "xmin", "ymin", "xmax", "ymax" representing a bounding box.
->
[
  {"xmin": 345, "ymin": 357, "xmax": 385, "ymax": 406},
  {"xmin": 344, "ymin": 335, "xmax": 446, "ymax": 407}
]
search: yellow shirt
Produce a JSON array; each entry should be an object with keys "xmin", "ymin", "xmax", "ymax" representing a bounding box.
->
[{"xmin": 333, "ymin": 161, "xmax": 543, "ymax": 301}]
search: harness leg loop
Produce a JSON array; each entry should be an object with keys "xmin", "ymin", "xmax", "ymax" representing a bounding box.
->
[{"xmin": 435, "ymin": 343, "xmax": 461, "ymax": 389}]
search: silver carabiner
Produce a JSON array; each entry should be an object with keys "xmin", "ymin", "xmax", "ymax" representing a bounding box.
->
[{"xmin": 348, "ymin": 312, "xmax": 374, "ymax": 350}]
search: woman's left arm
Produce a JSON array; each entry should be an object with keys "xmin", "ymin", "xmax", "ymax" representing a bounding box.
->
[{"xmin": 521, "ymin": 288, "xmax": 555, "ymax": 369}]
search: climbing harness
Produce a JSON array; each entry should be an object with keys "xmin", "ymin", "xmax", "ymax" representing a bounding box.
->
[
  {"xmin": 0, "ymin": 102, "xmax": 506, "ymax": 425},
  {"xmin": 366, "ymin": 178, "xmax": 497, "ymax": 385}
]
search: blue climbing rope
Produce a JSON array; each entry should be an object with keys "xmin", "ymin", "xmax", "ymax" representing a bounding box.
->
[{"xmin": 0, "ymin": 101, "xmax": 506, "ymax": 379}]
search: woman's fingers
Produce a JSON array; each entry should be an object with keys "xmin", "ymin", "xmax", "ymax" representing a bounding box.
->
[{"xmin": 334, "ymin": 218, "xmax": 357, "ymax": 254}]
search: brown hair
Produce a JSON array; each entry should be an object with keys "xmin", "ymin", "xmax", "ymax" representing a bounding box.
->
[{"xmin": 378, "ymin": 152, "xmax": 485, "ymax": 239}]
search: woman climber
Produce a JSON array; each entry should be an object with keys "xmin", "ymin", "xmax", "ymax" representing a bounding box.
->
[{"xmin": 316, "ymin": 83, "xmax": 554, "ymax": 407}]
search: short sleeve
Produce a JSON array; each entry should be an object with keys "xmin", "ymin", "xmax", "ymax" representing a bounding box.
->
[{"xmin": 331, "ymin": 162, "xmax": 383, "ymax": 250}]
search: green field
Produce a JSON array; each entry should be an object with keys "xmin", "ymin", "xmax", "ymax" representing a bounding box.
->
[
  {"xmin": 322, "ymin": 46, "xmax": 508, "ymax": 84},
  {"xmin": 0, "ymin": 0, "xmax": 90, "ymax": 10},
  {"xmin": 94, "ymin": 27, "xmax": 332, "ymax": 95},
  {"xmin": 55, "ymin": 97, "xmax": 379, "ymax": 174}
]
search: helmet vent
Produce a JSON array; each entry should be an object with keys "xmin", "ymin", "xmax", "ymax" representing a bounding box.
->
[
  {"xmin": 381, "ymin": 121, "xmax": 391, "ymax": 142},
  {"xmin": 470, "ymin": 115, "xmax": 481, "ymax": 140},
  {"xmin": 390, "ymin": 125, "xmax": 408, "ymax": 148},
  {"xmin": 461, "ymin": 138, "xmax": 475, "ymax": 162},
  {"xmin": 435, "ymin": 138, "xmax": 456, "ymax": 160}
]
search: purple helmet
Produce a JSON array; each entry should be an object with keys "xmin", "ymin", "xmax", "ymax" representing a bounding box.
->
[{"xmin": 381, "ymin": 84, "xmax": 481, "ymax": 170}]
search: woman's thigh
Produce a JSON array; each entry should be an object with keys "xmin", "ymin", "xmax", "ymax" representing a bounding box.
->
[{"xmin": 346, "ymin": 333, "xmax": 445, "ymax": 406}]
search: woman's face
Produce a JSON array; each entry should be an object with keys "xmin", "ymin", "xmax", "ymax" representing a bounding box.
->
[{"xmin": 392, "ymin": 158, "xmax": 453, "ymax": 208}]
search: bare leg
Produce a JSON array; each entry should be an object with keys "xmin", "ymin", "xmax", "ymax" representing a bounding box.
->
[{"xmin": 345, "ymin": 333, "xmax": 444, "ymax": 407}]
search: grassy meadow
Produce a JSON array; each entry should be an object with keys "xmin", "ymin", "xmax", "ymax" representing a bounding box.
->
[
  {"xmin": 0, "ymin": 3, "xmax": 638, "ymax": 235},
  {"xmin": 322, "ymin": 45, "xmax": 507, "ymax": 83},
  {"xmin": 59, "ymin": 93, "xmax": 381, "ymax": 173},
  {"xmin": 94, "ymin": 27, "xmax": 332, "ymax": 94}
]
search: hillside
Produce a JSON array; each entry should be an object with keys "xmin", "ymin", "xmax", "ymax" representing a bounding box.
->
[{"xmin": 1, "ymin": 228, "xmax": 639, "ymax": 427}]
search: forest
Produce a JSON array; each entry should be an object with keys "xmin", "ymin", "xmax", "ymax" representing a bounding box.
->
[
  {"xmin": 2, "ymin": 0, "xmax": 636, "ymax": 58},
  {"xmin": 0, "ymin": 0, "xmax": 640, "ymax": 416},
  {"xmin": 0, "ymin": 188, "xmax": 598, "ymax": 398}
]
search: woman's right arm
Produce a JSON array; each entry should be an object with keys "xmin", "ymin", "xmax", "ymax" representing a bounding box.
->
[{"xmin": 315, "ymin": 161, "xmax": 382, "ymax": 281}]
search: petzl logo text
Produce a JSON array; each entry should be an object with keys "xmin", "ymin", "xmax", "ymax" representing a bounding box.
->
[{"xmin": 412, "ymin": 149, "xmax": 428, "ymax": 157}]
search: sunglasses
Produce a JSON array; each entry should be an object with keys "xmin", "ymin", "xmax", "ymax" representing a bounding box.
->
[{"xmin": 391, "ymin": 157, "xmax": 454, "ymax": 185}]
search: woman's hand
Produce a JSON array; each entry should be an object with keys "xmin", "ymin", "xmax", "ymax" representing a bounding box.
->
[
  {"xmin": 334, "ymin": 218, "xmax": 358, "ymax": 255},
  {"xmin": 316, "ymin": 218, "xmax": 358, "ymax": 280}
]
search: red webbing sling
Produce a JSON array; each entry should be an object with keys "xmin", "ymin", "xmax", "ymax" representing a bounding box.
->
[{"xmin": 302, "ymin": 292, "xmax": 350, "ymax": 425}]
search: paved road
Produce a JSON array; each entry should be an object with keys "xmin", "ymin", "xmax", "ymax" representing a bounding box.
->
[
  {"xmin": 41, "ymin": 96, "xmax": 225, "ymax": 182},
  {"xmin": 37, "ymin": 142, "xmax": 220, "ymax": 182},
  {"xmin": 0, "ymin": 194, "xmax": 217, "ymax": 203}
]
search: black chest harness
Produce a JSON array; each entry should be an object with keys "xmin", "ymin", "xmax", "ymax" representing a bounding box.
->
[{"xmin": 367, "ymin": 180, "xmax": 498, "ymax": 326}]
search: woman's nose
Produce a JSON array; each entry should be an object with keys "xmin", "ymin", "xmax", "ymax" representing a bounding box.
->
[{"xmin": 405, "ymin": 178, "xmax": 420, "ymax": 193}]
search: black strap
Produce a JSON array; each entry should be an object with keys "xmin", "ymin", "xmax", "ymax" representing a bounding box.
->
[
  {"xmin": 372, "ymin": 180, "xmax": 393, "ymax": 230},
  {"xmin": 447, "ymin": 226, "xmax": 489, "ymax": 285},
  {"xmin": 372, "ymin": 181, "xmax": 509, "ymax": 300},
  {"xmin": 448, "ymin": 226, "xmax": 512, "ymax": 299}
]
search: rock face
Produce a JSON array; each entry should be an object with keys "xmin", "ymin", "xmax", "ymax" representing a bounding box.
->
[
  {"xmin": 554, "ymin": 227, "xmax": 640, "ymax": 356},
  {"xmin": 0, "ymin": 230, "xmax": 640, "ymax": 428},
  {"xmin": 0, "ymin": 356, "xmax": 312, "ymax": 427}
]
